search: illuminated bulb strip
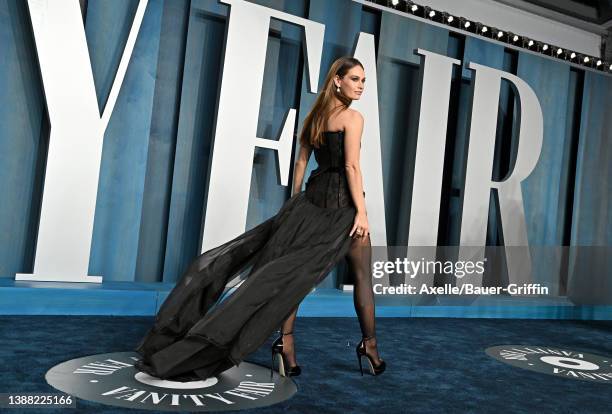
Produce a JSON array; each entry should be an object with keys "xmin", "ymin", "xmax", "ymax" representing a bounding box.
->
[{"xmin": 368, "ymin": 1, "xmax": 609, "ymax": 73}]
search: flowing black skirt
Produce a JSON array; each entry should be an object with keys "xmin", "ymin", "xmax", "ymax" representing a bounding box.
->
[{"xmin": 134, "ymin": 191, "xmax": 356, "ymax": 380}]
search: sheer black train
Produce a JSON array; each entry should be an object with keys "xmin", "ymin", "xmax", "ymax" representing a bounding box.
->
[{"xmin": 134, "ymin": 131, "xmax": 381, "ymax": 380}]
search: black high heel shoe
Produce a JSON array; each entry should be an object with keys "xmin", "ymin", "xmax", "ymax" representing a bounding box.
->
[
  {"xmin": 356, "ymin": 335, "xmax": 386, "ymax": 376},
  {"xmin": 270, "ymin": 331, "xmax": 301, "ymax": 378}
]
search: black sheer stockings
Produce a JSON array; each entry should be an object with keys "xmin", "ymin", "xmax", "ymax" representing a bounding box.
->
[
  {"xmin": 280, "ymin": 309, "xmax": 299, "ymax": 367},
  {"xmin": 279, "ymin": 332, "xmax": 298, "ymax": 368},
  {"xmin": 279, "ymin": 233, "xmax": 382, "ymax": 367},
  {"xmin": 347, "ymin": 233, "xmax": 382, "ymax": 366}
]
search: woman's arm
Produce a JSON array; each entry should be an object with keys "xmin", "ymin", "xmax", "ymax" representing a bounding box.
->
[
  {"xmin": 292, "ymin": 142, "xmax": 312, "ymax": 195},
  {"xmin": 344, "ymin": 110, "xmax": 366, "ymax": 215},
  {"xmin": 344, "ymin": 110, "xmax": 369, "ymax": 238}
]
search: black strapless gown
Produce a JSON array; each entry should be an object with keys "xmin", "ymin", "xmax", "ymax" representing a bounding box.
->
[{"xmin": 134, "ymin": 130, "xmax": 362, "ymax": 380}]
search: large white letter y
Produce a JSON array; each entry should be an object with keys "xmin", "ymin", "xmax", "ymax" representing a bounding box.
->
[{"xmin": 15, "ymin": 0, "xmax": 148, "ymax": 283}]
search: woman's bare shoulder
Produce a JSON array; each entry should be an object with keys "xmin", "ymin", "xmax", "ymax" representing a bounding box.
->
[{"xmin": 338, "ymin": 108, "xmax": 363, "ymax": 128}]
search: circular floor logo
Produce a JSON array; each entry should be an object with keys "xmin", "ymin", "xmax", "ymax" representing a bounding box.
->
[
  {"xmin": 486, "ymin": 345, "xmax": 612, "ymax": 384},
  {"xmin": 45, "ymin": 352, "xmax": 297, "ymax": 411}
]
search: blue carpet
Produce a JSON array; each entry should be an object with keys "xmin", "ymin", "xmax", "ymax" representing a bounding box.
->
[{"xmin": 1, "ymin": 316, "xmax": 611, "ymax": 413}]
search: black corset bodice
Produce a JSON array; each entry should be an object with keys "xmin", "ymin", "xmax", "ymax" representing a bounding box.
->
[{"xmin": 305, "ymin": 130, "xmax": 364, "ymax": 209}]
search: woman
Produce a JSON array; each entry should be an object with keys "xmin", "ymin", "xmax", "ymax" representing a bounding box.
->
[{"xmin": 134, "ymin": 56, "xmax": 385, "ymax": 381}]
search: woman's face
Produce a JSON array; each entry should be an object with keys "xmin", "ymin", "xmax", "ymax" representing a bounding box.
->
[{"xmin": 335, "ymin": 65, "xmax": 366, "ymax": 100}]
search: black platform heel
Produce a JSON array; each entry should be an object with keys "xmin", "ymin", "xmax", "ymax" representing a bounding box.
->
[
  {"xmin": 270, "ymin": 331, "xmax": 301, "ymax": 378},
  {"xmin": 356, "ymin": 335, "xmax": 386, "ymax": 376}
]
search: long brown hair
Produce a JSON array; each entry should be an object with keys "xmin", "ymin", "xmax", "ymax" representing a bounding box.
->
[{"xmin": 299, "ymin": 57, "xmax": 364, "ymax": 148}]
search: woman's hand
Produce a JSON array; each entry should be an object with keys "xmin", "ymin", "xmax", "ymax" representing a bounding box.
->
[{"xmin": 349, "ymin": 211, "xmax": 369, "ymax": 239}]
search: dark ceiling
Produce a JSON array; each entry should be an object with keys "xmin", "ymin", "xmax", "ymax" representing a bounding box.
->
[{"xmin": 521, "ymin": 0, "xmax": 612, "ymax": 24}]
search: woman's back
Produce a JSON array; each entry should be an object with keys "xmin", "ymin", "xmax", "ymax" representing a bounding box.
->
[{"xmin": 305, "ymin": 130, "xmax": 356, "ymax": 209}]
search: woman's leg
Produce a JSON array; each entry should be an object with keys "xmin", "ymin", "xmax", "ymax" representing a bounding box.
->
[
  {"xmin": 347, "ymin": 234, "xmax": 382, "ymax": 364},
  {"xmin": 279, "ymin": 305, "xmax": 299, "ymax": 366}
]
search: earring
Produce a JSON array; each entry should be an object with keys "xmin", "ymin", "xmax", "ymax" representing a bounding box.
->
[{"xmin": 336, "ymin": 85, "xmax": 340, "ymax": 93}]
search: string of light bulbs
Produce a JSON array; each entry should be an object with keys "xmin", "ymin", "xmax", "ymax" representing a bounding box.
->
[{"xmin": 369, "ymin": 0, "xmax": 612, "ymax": 72}]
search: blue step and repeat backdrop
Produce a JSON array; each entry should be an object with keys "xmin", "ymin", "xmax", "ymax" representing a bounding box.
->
[{"xmin": 0, "ymin": 0, "xmax": 610, "ymax": 305}]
